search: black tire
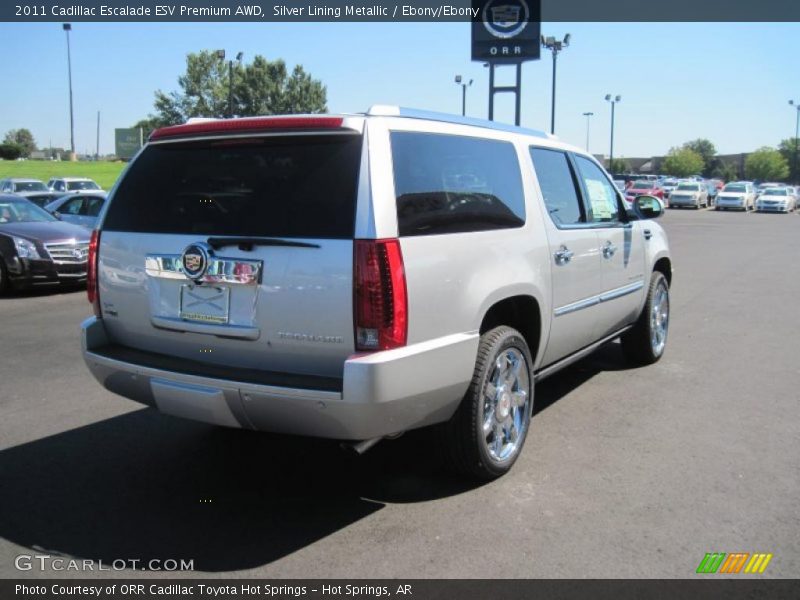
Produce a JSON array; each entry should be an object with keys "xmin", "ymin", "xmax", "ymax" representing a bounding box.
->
[
  {"xmin": 0, "ymin": 259, "xmax": 8, "ymax": 295},
  {"xmin": 621, "ymin": 272, "xmax": 670, "ymax": 366},
  {"xmin": 442, "ymin": 326, "xmax": 534, "ymax": 480}
]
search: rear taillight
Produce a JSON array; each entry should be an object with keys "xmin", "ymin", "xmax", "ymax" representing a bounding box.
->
[
  {"xmin": 87, "ymin": 229, "xmax": 100, "ymax": 317},
  {"xmin": 354, "ymin": 239, "xmax": 407, "ymax": 351}
]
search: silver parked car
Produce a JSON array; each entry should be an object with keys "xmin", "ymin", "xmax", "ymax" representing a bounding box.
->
[
  {"xmin": 81, "ymin": 107, "xmax": 673, "ymax": 480},
  {"xmin": 668, "ymin": 182, "xmax": 709, "ymax": 209},
  {"xmin": 46, "ymin": 177, "xmax": 103, "ymax": 194},
  {"xmin": 755, "ymin": 187, "xmax": 796, "ymax": 213},
  {"xmin": 715, "ymin": 182, "xmax": 756, "ymax": 211},
  {"xmin": 44, "ymin": 192, "xmax": 107, "ymax": 229},
  {"xmin": 0, "ymin": 178, "xmax": 61, "ymax": 207}
]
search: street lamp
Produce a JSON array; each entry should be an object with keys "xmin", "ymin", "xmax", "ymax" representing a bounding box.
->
[
  {"xmin": 541, "ymin": 33, "xmax": 570, "ymax": 134},
  {"xmin": 605, "ymin": 94, "xmax": 622, "ymax": 170},
  {"xmin": 216, "ymin": 50, "xmax": 244, "ymax": 118},
  {"xmin": 63, "ymin": 23, "xmax": 76, "ymax": 160},
  {"xmin": 582, "ymin": 111, "xmax": 594, "ymax": 152},
  {"xmin": 789, "ymin": 100, "xmax": 800, "ymax": 183},
  {"xmin": 454, "ymin": 75, "xmax": 473, "ymax": 117}
]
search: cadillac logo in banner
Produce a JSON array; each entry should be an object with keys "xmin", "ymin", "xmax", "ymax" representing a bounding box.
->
[{"xmin": 472, "ymin": 0, "xmax": 541, "ymax": 62}]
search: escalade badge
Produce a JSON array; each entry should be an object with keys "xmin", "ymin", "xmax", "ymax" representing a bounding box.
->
[{"xmin": 181, "ymin": 243, "xmax": 211, "ymax": 281}]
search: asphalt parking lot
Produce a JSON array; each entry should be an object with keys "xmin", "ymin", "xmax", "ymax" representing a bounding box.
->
[{"xmin": 1, "ymin": 208, "xmax": 798, "ymax": 579}]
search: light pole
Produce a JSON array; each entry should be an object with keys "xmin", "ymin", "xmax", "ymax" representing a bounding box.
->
[
  {"xmin": 541, "ymin": 34, "xmax": 570, "ymax": 135},
  {"xmin": 215, "ymin": 50, "xmax": 243, "ymax": 118},
  {"xmin": 63, "ymin": 23, "xmax": 76, "ymax": 160},
  {"xmin": 454, "ymin": 75, "xmax": 473, "ymax": 116},
  {"xmin": 605, "ymin": 94, "xmax": 622, "ymax": 170},
  {"xmin": 789, "ymin": 100, "xmax": 800, "ymax": 183},
  {"xmin": 582, "ymin": 111, "xmax": 594, "ymax": 152}
]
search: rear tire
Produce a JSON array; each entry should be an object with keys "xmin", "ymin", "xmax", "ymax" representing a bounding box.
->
[
  {"xmin": 443, "ymin": 326, "xmax": 534, "ymax": 480},
  {"xmin": 0, "ymin": 260, "xmax": 8, "ymax": 295},
  {"xmin": 621, "ymin": 272, "xmax": 670, "ymax": 366}
]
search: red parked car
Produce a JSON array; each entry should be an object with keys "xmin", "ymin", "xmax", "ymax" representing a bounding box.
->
[{"xmin": 625, "ymin": 180, "xmax": 665, "ymax": 206}]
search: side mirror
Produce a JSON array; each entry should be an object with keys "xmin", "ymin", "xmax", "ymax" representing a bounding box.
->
[
  {"xmin": 632, "ymin": 195, "xmax": 664, "ymax": 220},
  {"xmin": 53, "ymin": 211, "xmax": 62, "ymax": 220}
]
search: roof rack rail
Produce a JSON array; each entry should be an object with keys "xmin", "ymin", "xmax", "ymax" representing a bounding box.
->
[{"xmin": 366, "ymin": 105, "xmax": 551, "ymax": 139}]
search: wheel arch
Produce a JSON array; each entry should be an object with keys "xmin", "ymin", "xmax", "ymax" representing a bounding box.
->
[{"xmin": 478, "ymin": 293, "xmax": 544, "ymax": 367}]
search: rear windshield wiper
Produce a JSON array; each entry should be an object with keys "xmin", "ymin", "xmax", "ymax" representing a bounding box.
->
[{"xmin": 207, "ymin": 237, "xmax": 321, "ymax": 251}]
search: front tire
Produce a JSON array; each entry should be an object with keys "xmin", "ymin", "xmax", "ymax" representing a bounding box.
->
[
  {"xmin": 621, "ymin": 272, "xmax": 670, "ymax": 366},
  {"xmin": 443, "ymin": 326, "xmax": 534, "ymax": 480}
]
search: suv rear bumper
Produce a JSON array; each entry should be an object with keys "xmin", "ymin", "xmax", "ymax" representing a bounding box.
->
[{"xmin": 81, "ymin": 317, "xmax": 477, "ymax": 440}]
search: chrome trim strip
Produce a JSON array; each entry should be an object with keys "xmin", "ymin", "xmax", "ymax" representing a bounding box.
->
[
  {"xmin": 151, "ymin": 316, "xmax": 260, "ymax": 340},
  {"xmin": 145, "ymin": 253, "xmax": 262, "ymax": 285},
  {"xmin": 534, "ymin": 325, "xmax": 633, "ymax": 383},
  {"xmin": 554, "ymin": 280, "xmax": 644, "ymax": 317}
]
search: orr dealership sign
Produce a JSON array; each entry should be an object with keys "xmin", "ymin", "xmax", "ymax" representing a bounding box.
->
[{"xmin": 472, "ymin": 0, "xmax": 541, "ymax": 62}]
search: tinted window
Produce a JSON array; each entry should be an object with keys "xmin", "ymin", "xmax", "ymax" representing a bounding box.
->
[
  {"xmin": 67, "ymin": 181, "xmax": 100, "ymax": 191},
  {"xmin": 104, "ymin": 135, "xmax": 362, "ymax": 238},
  {"xmin": 391, "ymin": 132, "xmax": 525, "ymax": 236},
  {"xmin": 573, "ymin": 155, "xmax": 621, "ymax": 223},
  {"xmin": 84, "ymin": 196, "xmax": 105, "ymax": 216},
  {"xmin": 62, "ymin": 198, "xmax": 84, "ymax": 214},
  {"xmin": 529, "ymin": 147, "xmax": 583, "ymax": 226}
]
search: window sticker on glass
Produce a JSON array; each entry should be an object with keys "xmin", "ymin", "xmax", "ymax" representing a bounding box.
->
[{"xmin": 585, "ymin": 179, "xmax": 614, "ymax": 219}]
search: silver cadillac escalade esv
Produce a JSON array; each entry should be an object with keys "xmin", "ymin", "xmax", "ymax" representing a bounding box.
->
[{"xmin": 81, "ymin": 106, "xmax": 672, "ymax": 479}]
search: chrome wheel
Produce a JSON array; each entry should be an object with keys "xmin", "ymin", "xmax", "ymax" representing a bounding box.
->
[
  {"xmin": 650, "ymin": 281, "xmax": 670, "ymax": 356},
  {"xmin": 481, "ymin": 348, "xmax": 531, "ymax": 462}
]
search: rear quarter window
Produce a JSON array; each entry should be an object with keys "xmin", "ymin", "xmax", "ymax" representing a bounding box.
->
[
  {"xmin": 390, "ymin": 132, "xmax": 525, "ymax": 236},
  {"xmin": 103, "ymin": 134, "xmax": 363, "ymax": 239}
]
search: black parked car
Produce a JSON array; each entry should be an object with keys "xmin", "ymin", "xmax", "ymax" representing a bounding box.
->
[{"xmin": 0, "ymin": 194, "xmax": 91, "ymax": 292}]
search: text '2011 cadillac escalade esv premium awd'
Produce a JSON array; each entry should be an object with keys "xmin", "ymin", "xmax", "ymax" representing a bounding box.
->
[{"xmin": 81, "ymin": 106, "xmax": 672, "ymax": 479}]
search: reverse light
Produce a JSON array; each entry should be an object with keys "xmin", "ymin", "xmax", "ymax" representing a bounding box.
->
[
  {"xmin": 87, "ymin": 229, "xmax": 101, "ymax": 317},
  {"xmin": 354, "ymin": 239, "xmax": 407, "ymax": 351}
]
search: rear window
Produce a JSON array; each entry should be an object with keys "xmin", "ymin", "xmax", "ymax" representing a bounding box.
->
[
  {"xmin": 391, "ymin": 132, "xmax": 525, "ymax": 236},
  {"xmin": 103, "ymin": 134, "xmax": 362, "ymax": 238}
]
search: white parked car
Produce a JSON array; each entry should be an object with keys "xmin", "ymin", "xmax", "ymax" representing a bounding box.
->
[
  {"xmin": 755, "ymin": 187, "xmax": 796, "ymax": 213},
  {"xmin": 715, "ymin": 182, "xmax": 756, "ymax": 211},
  {"xmin": 667, "ymin": 182, "xmax": 709, "ymax": 209},
  {"xmin": 47, "ymin": 177, "xmax": 103, "ymax": 194}
]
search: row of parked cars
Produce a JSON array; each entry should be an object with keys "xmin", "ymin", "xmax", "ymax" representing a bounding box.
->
[
  {"xmin": 0, "ymin": 177, "xmax": 108, "ymax": 292},
  {"xmin": 611, "ymin": 175, "xmax": 798, "ymax": 213}
]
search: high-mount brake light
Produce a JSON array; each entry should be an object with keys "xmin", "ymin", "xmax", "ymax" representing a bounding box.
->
[{"xmin": 150, "ymin": 116, "xmax": 344, "ymax": 140}]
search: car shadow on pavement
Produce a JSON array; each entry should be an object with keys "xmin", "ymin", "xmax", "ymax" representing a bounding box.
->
[
  {"xmin": 0, "ymin": 285, "xmax": 84, "ymax": 299},
  {"xmin": 0, "ymin": 341, "xmax": 632, "ymax": 573}
]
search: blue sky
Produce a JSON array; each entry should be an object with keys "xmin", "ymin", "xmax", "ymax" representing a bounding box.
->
[{"xmin": 1, "ymin": 21, "xmax": 798, "ymax": 157}]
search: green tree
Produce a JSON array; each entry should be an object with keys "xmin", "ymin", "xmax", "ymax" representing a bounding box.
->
[
  {"xmin": 3, "ymin": 129, "xmax": 36, "ymax": 157},
  {"xmin": 744, "ymin": 147, "xmax": 790, "ymax": 181},
  {"xmin": 683, "ymin": 138, "xmax": 716, "ymax": 176},
  {"xmin": 711, "ymin": 160, "xmax": 739, "ymax": 182},
  {"xmin": 663, "ymin": 147, "xmax": 705, "ymax": 178},
  {"xmin": 0, "ymin": 143, "xmax": 23, "ymax": 160},
  {"xmin": 777, "ymin": 138, "xmax": 800, "ymax": 182},
  {"xmin": 606, "ymin": 158, "xmax": 630, "ymax": 173},
  {"xmin": 140, "ymin": 50, "xmax": 328, "ymax": 127}
]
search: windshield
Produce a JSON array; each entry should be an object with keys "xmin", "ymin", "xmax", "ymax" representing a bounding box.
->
[
  {"xmin": 676, "ymin": 184, "xmax": 700, "ymax": 191},
  {"xmin": 0, "ymin": 200, "xmax": 58, "ymax": 223},
  {"xmin": 67, "ymin": 180, "xmax": 101, "ymax": 191},
  {"xmin": 763, "ymin": 188, "xmax": 787, "ymax": 196},
  {"xmin": 14, "ymin": 181, "xmax": 48, "ymax": 192},
  {"xmin": 631, "ymin": 181, "xmax": 651, "ymax": 189},
  {"xmin": 723, "ymin": 184, "xmax": 746, "ymax": 193}
]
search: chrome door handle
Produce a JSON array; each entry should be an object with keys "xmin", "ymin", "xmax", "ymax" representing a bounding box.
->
[
  {"xmin": 643, "ymin": 229, "xmax": 652, "ymax": 240},
  {"xmin": 554, "ymin": 245, "xmax": 573, "ymax": 265},
  {"xmin": 602, "ymin": 241, "xmax": 617, "ymax": 259}
]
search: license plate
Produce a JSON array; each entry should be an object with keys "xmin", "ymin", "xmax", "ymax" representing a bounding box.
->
[{"xmin": 180, "ymin": 285, "xmax": 230, "ymax": 324}]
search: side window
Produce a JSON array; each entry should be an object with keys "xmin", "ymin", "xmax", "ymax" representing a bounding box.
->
[
  {"xmin": 529, "ymin": 147, "xmax": 584, "ymax": 226},
  {"xmin": 56, "ymin": 181, "xmax": 65, "ymax": 192},
  {"xmin": 573, "ymin": 155, "xmax": 621, "ymax": 223},
  {"xmin": 63, "ymin": 198, "xmax": 83, "ymax": 215},
  {"xmin": 84, "ymin": 196, "xmax": 104, "ymax": 217},
  {"xmin": 390, "ymin": 132, "xmax": 525, "ymax": 236}
]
